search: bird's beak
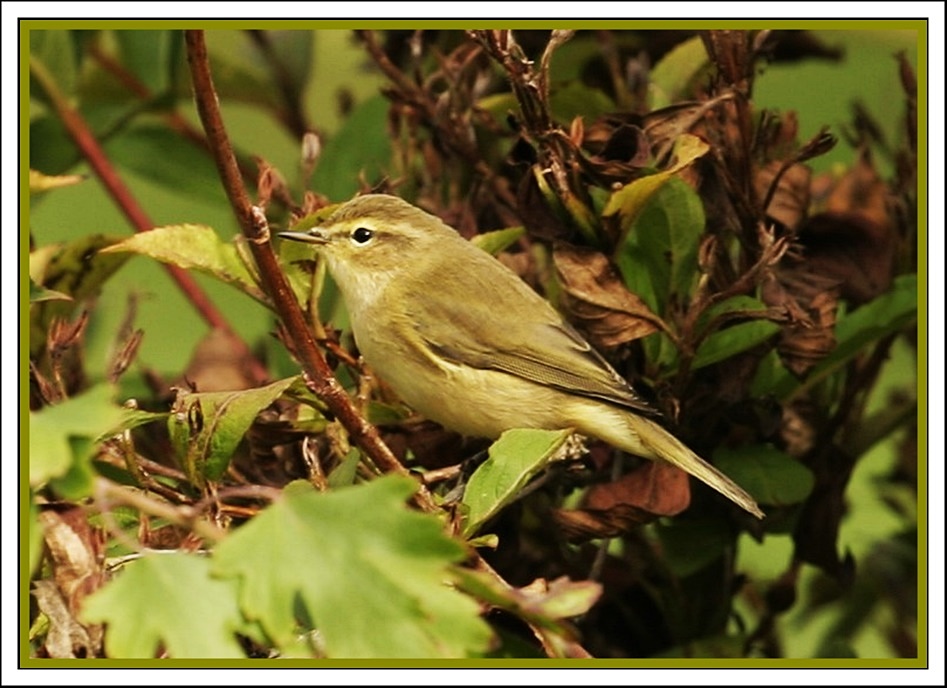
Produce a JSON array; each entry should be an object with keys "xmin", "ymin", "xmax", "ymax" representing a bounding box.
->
[{"xmin": 277, "ymin": 229, "xmax": 328, "ymax": 245}]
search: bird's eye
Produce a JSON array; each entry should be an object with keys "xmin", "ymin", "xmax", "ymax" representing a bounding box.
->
[{"xmin": 351, "ymin": 227, "xmax": 374, "ymax": 244}]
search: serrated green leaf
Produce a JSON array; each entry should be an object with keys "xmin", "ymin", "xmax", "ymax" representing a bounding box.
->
[
  {"xmin": 713, "ymin": 444, "xmax": 814, "ymax": 506},
  {"xmin": 102, "ymin": 224, "xmax": 265, "ymax": 303},
  {"xmin": 462, "ymin": 428, "xmax": 573, "ymax": 537},
  {"xmin": 692, "ymin": 319, "xmax": 782, "ymax": 371},
  {"xmin": 81, "ymin": 553, "xmax": 251, "ymax": 658},
  {"xmin": 213, "ymin": 477, "xmax": 492, "ymax": 658},
  {"xmin": 103, "ymin": 125, "xmax": 228, "ymax": 204},
  {"xmin": 471, "ymin": 226, "xmax": 526, "ymax": 255},
  {"xmin": 168, "ymin": 376, "xmax": 299, "ymax": 483},
  {"xmin": 649, "ymin": 36, "xmax": 710, "ymax": 109},
  {"xmin": 29, "ymin": 384, "xmax": 126, "ymax": 489},
  {"xmin": 311, "ymin": 94, "xmax": 391, "ymax": 201}
]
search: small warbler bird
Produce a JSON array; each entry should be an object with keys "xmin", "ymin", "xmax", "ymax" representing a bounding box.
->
[{"xmin": 279, "ymin": 195, "xmax": 763, "ymax": 519}]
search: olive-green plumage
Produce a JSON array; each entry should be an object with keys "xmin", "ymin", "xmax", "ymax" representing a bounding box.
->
[{"xmin": 280, "ymin": 195, "xmax": 763, "ymax": 518}]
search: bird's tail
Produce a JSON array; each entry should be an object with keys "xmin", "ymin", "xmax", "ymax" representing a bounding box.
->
[{"xmin": 630, "ymin": 415, "xmax": 764, "ymax": 519}]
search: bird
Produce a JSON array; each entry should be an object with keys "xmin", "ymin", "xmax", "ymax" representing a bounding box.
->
[{"xmin": 279, "ymin": 194, "xmax": 763, "ymax": 519}]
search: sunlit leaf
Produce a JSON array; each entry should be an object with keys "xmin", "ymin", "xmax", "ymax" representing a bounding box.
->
[
  {"xmin": 649, "ymin": 36, "xmax": 710, "ymax": 109},
  {"xmin": 29, "ymin": 384, "xmax": 126, "ymax": 489},
  {"xmin": 603, "ymin": 133, "xmax": 709, "ymax": 232},
  {"xmin": 102, "ymin": 224, "xmax": 265, "ymax": 304},
  {"xmin": 81, "ymin": 553, "xmax": 252, "ymax": 658},
  {"xmin": 29, "ymin": 169, "xmax": 85, "ymax": 194},
  {"xmin": 471, "ymin": 226, "xmax": 526, "ymax": 255},
  {"xmin": 462, "ymin": 429, "xmax": 573, "ymax": 537},
  {"xmin": 213, "ymin": 478, "xmax": 492, "ymax": 658}
]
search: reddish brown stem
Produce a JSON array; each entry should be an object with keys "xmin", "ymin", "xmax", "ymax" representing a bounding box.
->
[
  {"xmin": 183, "ymin": 30, "xmax": 435, "ymax": 511},
  {"xmin": 30, "ymin": 56, "xmax": 269, "ymax": 384}
]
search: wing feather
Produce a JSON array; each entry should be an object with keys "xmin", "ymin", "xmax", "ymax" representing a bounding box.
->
[{"xmin": 408, "ymin": 242, "xmax": 659, "ymax": 418}]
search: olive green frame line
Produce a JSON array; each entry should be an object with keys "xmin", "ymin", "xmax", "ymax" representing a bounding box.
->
[{"xmin": 19, "ymin": 18, "xmax": 929, "ymax": 670}]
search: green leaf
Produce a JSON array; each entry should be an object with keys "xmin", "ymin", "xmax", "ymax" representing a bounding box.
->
[
  {"xmin": 102, "ymin": 224, "xmax": 265, "ymax": 304},
  {"xmin": 549, "ymin": 81, "xmax": 616, "ymax": 123},
  {"xmin": 29, "ymin": 384, "xmax": 126, "ymax": 489},
  {"xmin": 454, "ymin": 567, "xmax": 601, "ymax": 632},
  {"xmin": 648, "ymin": 36, "xmax": 710, "ymax": 109},
  {"xmin": 28, "ymin": 493, "xmax": 43, "ymax": 576},
  {"xmin": 312, "ymin": 94, "xmax": 392, "ymax": 201},
  {"xmin": 713, "ymin": 444, "xmax": 815, "ymax": 507},
  {"xmin": 29, "ymin": 277, "xmax": 71, "ymax": 304},
  {"xmin": 168, "ymin": 376, "xmax": 299, "ymax": 483},
  {"xmin": 213, "ymin": 477, "xmax": 492, "ymax": 658},
  {"xmin": 614, "ymin": 176, "xmax": 706, "ymax": 315},
  {"xmin": 654, "ymin": 516, "xmax": 734, "ymax": 578},
  {"xmin": 692, "ymin": 319, "xmax": 782, "ymax": 371},
  {"xmin": 265, "ymin": 31, "xmax": 314, "ymax": 97},
  {"xmin": 81, "ymin": 553, "xmax": 251, "ymax": 658},
  {"xmin": 326, "ymin": 448, "xmax": 361, "ymax": 489},
  {"xmin": 104, "ymin": 125, "xmax": 228, "ymax": 205},
  {"xmin": 114, "ymin": 30, "xmax": 181, "ymax": 94},
  {"xmin": 462, "ymin": 428, "xmax": 573, "ymax": 537},
  {"xmin": 30, "ymin": 30, "xmax": 78, "ymax": 99},
  {"xmin": 603, "ymin": 134, "xmax": 709, "ymax": 233},
  {"xmin": 470, "ymin": 226, "xmax": 526, "ymax": 256}
]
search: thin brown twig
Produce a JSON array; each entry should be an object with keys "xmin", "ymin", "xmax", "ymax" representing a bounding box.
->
[{"xmin": 183, "ymin": 30, "xmax": 436, "ymax": 512}]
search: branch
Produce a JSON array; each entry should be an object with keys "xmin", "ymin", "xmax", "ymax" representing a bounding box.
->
[
  {"xmin": 29, "ymin": 55, "xmax": 268, "ymax": 384},
  {"xmin": 183, "ymin": 30, "xmax": 435, "ymax": 511}
]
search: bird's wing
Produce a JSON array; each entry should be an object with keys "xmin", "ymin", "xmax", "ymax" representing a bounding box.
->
[{"xmin": 408, "ymin": 249, "xmax": 660, "ymax": 418}]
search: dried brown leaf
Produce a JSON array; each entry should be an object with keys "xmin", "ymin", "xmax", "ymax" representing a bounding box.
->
[
  {"xmin": 794, "ymin": 150, "xmax": 895, "ymax": 304},
  {"xmin": 553, "ymin": 503, "xmax": 657, "ymax": 542},
  {"xmin": 755, "ymin": 160, "xmax": 811, "ymax": 231},
  {"xmin": 585, "ymin": 460, "xmax": 691, "ymax": 516},
  {"xmin": 177, "ymin": 328, "xmax": 264, "ymax": 393},
  {"xmin": 761, "ymin": 266, "xmax": 840, "ymax": 376},
  {"xmin": 38, "ymin": 506, "xmax": 107, "ymax": 615},
  {"xmin": 553, "ymin": 243, "xmax": 662, "ymax": 348}
]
